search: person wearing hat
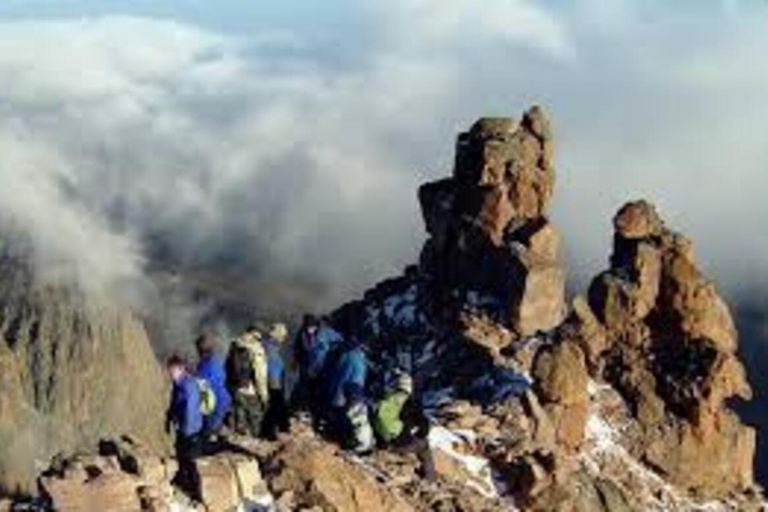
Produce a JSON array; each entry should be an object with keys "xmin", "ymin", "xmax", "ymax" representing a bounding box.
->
[
  {"xmin": 262, "ymin": 322, "xmax": 291, "ymax": 439},
  {"xmin": 373, "ymin": 371, "xmax": 436, "ymax": 482}
]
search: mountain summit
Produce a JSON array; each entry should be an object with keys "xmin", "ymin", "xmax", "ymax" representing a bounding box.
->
[{"xmin": 1, "ymin": 107, "xmax": 762, "ymax": 511}]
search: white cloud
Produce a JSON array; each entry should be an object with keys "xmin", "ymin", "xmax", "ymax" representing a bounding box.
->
[
  {"xmin": 0, "ymin": 3, "xmax": 766, "ymax": 311},
  {"xmin": 368, "ymin": 0, "xmax": 573, "ymax": 59}
]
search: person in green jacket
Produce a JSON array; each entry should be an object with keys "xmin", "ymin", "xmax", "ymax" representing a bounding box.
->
[{"xmin": 373, "ymin": 372, "xmax": 436, "ymax": 482}]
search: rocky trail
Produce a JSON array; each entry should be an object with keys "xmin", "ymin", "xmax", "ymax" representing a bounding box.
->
[{"xmin": 0, "ymin": 107, "xmax": 765, "ymax": 511}]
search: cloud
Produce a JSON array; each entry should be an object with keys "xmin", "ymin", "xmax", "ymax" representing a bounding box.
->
[
  {"xmin": 0, "ymin": 2, "xmax": 766, "ymax": 325},
  {"xmin": 367, "ymin": 0, "xmax": 573, "ymax": 59}
]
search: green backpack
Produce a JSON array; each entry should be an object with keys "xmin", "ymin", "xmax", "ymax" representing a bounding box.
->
[
  {"xmin": 374, "ymin": 392, "xmax": 409, "ymax": 443},
  {"xmin": 196, "ymin": 378, "xmax": 217, "ymax": 417}
]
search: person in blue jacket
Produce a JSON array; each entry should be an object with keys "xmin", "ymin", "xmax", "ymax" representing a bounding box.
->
[
  {"xmin": 196, "ymin": 333, "xmax": 232, "ymax": 440},
  {"xmin": 327, "ymin": 343, "xmax": 367, "ymax": 409},
  {"xmin": 306, "ymin": 318, "xmax": 344, "ymax": 380},
  {"xmin": 326, "ymin": 342, "xmax": 373, "ymax": 453},
  {"xmin": 165, "ymin": 355, "xmax": 203, "ymax": 502}
]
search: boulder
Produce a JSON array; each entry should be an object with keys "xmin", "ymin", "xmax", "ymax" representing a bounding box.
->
[
  {"xmin": 508, "ymin": 248, "xmax": 566, "ymax": 337},
  {"xmin": 197, "ymin": 455, "xmax": 266, "ymax": 512},
  {"xmin": 533, "ymin": 341, "xmax": 588, "ymax": 407},
  {"xmin": 644, "ymin": 413, "xmax": 756, "ymax": 498},
  {"xmin": 266, "ymin": 438, "xmax": 413, "ymax": 512},
  {"xmin": 417, "ymin": 107, "xmax": 564, "ymax": 335},
  {"xmin": 532, "ymin": 341, "xmax": 589, "ymax": 453}
]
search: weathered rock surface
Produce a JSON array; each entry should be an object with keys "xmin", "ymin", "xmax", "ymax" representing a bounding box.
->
[
  {"xmin": 582, "ymin": 201, "xmax": 756, "ymax": 498},
  {"xmin": 38, "ymin": 436, "xmax": 268, "ymax": 512},
  {"xmin": 328, "ymin": 109, "xmax": 761, "ymax": 510},
  {"xmin": 0, "ymin": 250, "xmax": 168, "ymax": 494},
  {"xmin": 263, "ymin": 426, "xmax": 414, "ymax": 512},
  {"xmin": 418, "ymin": 107, "xmax": 565, "ymax": 337}
]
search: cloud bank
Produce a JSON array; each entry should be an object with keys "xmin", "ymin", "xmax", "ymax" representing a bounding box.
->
[{"xmin": 0, "ymin": 1, "xmax": 766, "ymax": 317}]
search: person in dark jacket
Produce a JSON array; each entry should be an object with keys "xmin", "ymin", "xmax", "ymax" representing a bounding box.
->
[
  {"xmin": 262, "ymin": 323, "xmax": 290, "ymax": 440},
  {"xmin": 373, "ymin": 373, "xmax": 436, "ymax": 482},
  {"xmin": 196, "ymin": 333, "xmax": 232, "ymax": 440},
  {"xmin": 166, "ymin": 355, "xmax": 203, "ymax": 502},
  {"xmin": 226, "ymin": 326, "xmax": 268, "ymax": 438}
]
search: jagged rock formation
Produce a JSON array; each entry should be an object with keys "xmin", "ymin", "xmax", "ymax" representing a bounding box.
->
[
  {"xmin": 0, "ymin": 249, "xmax": 168, "ymax": 495},
  {"xmin": 418, "ymin": 109, "xmax": 566, "ymax": 336},
  {"xmin": 330, "ymin": 107, "xmax": 763, "ymax": 510},
  {"xmin": 580, "ymin": 200, "xmax": 755, "ymax": 497}
]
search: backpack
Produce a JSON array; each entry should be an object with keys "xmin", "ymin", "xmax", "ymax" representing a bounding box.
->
[
  {"xmin": 374, "ymin": 391, "xmax": 409, "ymax": 443},
  {"xmin": 228, "ymin": 343, "xmax": 256, "ymax": 390},
  {"xmin": 197, "ymin": 378, "xmax": 217, "ymax": 417}
]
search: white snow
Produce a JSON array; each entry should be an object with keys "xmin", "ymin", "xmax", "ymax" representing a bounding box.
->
[
  {"xmin": 382, "ymin": 286, "xmax": 420, "ymax": 328},
  {"xmin": 429, "ymin": 426, "xmax": 515, "ymax": 506}
]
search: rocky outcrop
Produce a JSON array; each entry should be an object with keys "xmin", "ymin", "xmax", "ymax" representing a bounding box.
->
[
  {"xmin": 418, "ymin": 108, "xmax": 566, "ymax": 336},
  {"xmin": 582, "ymin": 200, "xmax": 755, "ymax": 498},
  {"xmin": 0, "ymin": 250, "xmax": 168, "ymax": 494},
  {"xmin": 328, "ymin": 108, "xmax": 762, "ymax": 510}
]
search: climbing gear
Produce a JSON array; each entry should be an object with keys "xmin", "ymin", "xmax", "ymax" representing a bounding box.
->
[{"xmin": 196, "ymin": 378, "xmax": 217, "ymax": 417}]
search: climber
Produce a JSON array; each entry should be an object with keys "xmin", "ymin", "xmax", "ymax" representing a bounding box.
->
[
  {"xmin": 165, "ymin": 355, "xmax": 203, "ymax": 502},
  {"xmin": 261, "ymin": 322, "xmax": 291, "ymax": 440},
  {"xmin": 307, "ymin": 316, "xmax": 344, "ymax": 381},
  {"xmin": 195, "ymin": 333, "xmax": 232, "ymax": 443},
  {"xmin": 373, "ymin": 372, "xmax": 436, "ymax": 482},
  {"xmin": 325, "ymin": 341, "xmax": 373, "ymax": 453},
  {"xmin": 225, "ymin": 325, "xmax": 269, "ymax": 438},
  {"xmin": 294, "ymin": 315, "xmax": 343, "ymax": 419}
]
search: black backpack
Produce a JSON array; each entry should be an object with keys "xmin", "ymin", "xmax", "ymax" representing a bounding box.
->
[{"xmin": 227, "ymin": 343, "xmax": 255, "ymax": 390}]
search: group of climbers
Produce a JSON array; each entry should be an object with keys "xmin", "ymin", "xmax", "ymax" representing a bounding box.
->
[
  {"xmin": 294, "ymin": 314, "xmax": 436, "ymax": 481},
  {"xmin": 164, "ymin": 315, "xmax": 435, "ymax": 502},
  {"xmin": 164, "ymin": 322, "xmax": 289, "ymax": 501}
]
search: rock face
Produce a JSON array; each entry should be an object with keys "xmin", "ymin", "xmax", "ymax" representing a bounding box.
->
[
  {"xmin": 418, "ymin": 107, "xmax": 566, "ymax": 336},
  {"xmin": 328, "ymin": 108, "xmax": 762, "ymax": 510},
  {"xmin": 0, "ymin": 251, "xmax": 168, "ymax": 494},
  {"xmin": 582, "ymin": 200, "xmax": 755, "ymax": 497}
]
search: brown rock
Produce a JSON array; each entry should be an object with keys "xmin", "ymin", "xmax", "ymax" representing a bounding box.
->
[
  {"xmin": 0, "ymin": 254, "xmax": 168, "ymax": 493},
  {"xmin": 533, "ymin": 341, "xmax": 589, "ymax": 407},
  {"xmin": 510, "ymin": 251, "xmax": 567, "ymax": 336},
  {"xmin": 613, "ymin": 201, "xmax": 664, "ymax": 240},
  {"xmin": 41, "ymin": 471, "xmax": 145, "ymax": 512},
  {"xmin": 267, "ymin": 441, "xmax": 413, "ymax": 512},
  {"xmin": 644, "ymin": 413, "xmax": 756, "ymax": 498},
  {"xmin": 557, "ymin": 296, "xmax": 608, "ymax": 372}
]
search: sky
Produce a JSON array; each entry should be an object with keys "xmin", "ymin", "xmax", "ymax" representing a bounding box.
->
[{"xmin": 0, "ymin": 0, "xmax": 766, "ymax": 309}]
